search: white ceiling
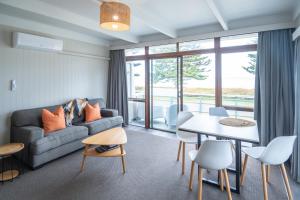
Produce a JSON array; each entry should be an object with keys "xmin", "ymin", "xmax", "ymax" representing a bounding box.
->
[{"xmin": 0, "ymin": 0, "xmax": 298, "ymax": 47}]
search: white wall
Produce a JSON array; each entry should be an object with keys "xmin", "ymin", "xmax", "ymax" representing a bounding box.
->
[{"xmin": 0, "ymin": 27, "xmax": 110, "ymax": 144}]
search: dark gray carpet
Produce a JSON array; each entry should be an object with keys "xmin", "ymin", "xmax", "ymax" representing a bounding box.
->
[{"xmin": 1, "ymin": 127, "xmax": 300, "ymax": 200}]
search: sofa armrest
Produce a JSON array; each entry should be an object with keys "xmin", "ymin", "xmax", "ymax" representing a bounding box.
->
[
  {"xmin": 11, "ymin": 126, "xmax": 44, "ymax": 145},
  {"xmin": 101, "ymin": 109, "xmax": 119, "ymax": 117}
]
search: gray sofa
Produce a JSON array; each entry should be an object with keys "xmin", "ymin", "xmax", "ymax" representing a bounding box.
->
[{"xmin": 10, "ymin": 98, "xmax": 123, "ymax": 169}]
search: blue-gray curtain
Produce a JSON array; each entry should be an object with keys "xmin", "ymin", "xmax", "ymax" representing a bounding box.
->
[
  {"xmin": 107, "ymin": 49, "xmax": 129, "ymax": 125},
  {"xmin": 292, "ymin": 36, "xmax": 300, "ymax": 182},
  {"xmin": 254, "ymin": 29, "xmax": 294, "ymax": 146}
]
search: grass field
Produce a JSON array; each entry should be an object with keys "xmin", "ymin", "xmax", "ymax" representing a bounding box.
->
[{"xmin": 135, "ymin": 87, "xmax": 254, "ymax": 108}]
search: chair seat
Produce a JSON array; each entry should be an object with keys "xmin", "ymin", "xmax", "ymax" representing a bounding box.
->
[
  {"xmin": 242, "ymin": 146, "xmax": 266, "ymax": 159},
  {"xmin": 189, "ymin": 150, "xmax": 198, "ymax": 161}
]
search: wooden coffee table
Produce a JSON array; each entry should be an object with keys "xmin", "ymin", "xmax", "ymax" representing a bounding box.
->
[
  {"xmin": 80, "ymin": 127, "xmax": 127, "ymax": 174},
  {"xmin": 0, "ymin": 143, "xmax": 24, "ymax": 182}
]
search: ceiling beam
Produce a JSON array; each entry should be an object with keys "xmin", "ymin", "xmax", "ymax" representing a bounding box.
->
[
  {"xmin": 204, "ymin": 0, "xmax": 228, "ymax": 30},
  {"xmin": 0, "ymin": 0, "xmax": 139, "ymax": 43},
  {"xmin": 120, "ymin": 0, "xmax": 177, "ymax": 38}
]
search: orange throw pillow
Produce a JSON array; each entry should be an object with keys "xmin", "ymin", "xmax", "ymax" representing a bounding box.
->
[
  {"xmin": 85, "ymin": 103, "xmax": 101, "ymax": 122},
  {"xmin": 42, "ymin": 106, "xmax": 66, "ymax": 134}
]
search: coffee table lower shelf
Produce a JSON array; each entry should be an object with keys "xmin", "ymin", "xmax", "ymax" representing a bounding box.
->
[
  {"xmin": 80, "ymin": 145, "xmax": 127, "ymax": 174},
  {"xmin": 83, "ymin": 147, "xmax": 126, "ymax": 157}
]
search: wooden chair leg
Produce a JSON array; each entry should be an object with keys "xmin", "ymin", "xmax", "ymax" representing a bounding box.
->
[
  {"xmin": 198, "ymin": 168, "xmax": 203, "ymax": 200},
  {"xmin": 120, "ymin": 145, "xmax": 126, "ymax": 174},
  {"xmin": 182, "ymin": 142, "xmax": 185, "ymax": 175},
  {"xmin": 189, "ymin": 161, "xmax": 195, "ymax": 191},
  {"xmin": 223, "ymin": 169, "xmax": 232, "ymax": 200},
  {"xmin": 240, "ymin": 154, "xmax": 248, "ymax": 185},
  {"xmin": 261, "ymin": 163, "xmax": 268, "ymax": 200},
  {"xmin": 177, "ymin": 141, "xmax": 182, "ymax": 161},
  {"xmin": 266, "ymin": 165, "xmax": 270, "ymax": 183},
  {"xmin": 280, "ymin": 163, "xmax": 293, "ymax": 200},
  {"xmin": 219, "ymin": 170, "xmax": 224, "ymax": 192}
]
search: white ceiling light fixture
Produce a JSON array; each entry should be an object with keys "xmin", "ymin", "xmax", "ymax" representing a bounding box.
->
[{"xmin": 100, "ymin": 1, "xmax": 131, "ymax": 31}]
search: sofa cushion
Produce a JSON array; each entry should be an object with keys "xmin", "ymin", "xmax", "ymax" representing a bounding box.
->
[
  {"xmin": 30, "ymin": 126, "xmax": 88, "ymax": 155},
  {"xmin": 78, "ymin": 116, "xmax": 123, "ymax": 135},
  {"xmin": 11, "ymin": 105, "xmax": 59, "ymax": 127}
]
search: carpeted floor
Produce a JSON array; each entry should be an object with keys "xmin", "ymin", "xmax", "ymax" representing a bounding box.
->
[{"xmin": 1, "ymin": 127, "xmax": 300, "ymax": 200}]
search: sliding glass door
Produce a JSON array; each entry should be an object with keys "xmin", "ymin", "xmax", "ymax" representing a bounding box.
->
[{"xmin": 150, "ymin": 58, "xmax": 178, "ymax": 131}]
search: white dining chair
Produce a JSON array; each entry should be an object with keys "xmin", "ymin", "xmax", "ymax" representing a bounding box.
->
[
  {"xmin": 240, "ymin": 136, "xmax": 297, "ymax": 200},
  {"xmin": 209, "ymin": 107, "xmax": 229, "ymax": 117},
  {"xmin": 188, "ymin": 140, "xmax": 234, "ymax": 200},
  {"xmin": 176, "ymin": 111, "xmax": 205, "ymax": 175}
]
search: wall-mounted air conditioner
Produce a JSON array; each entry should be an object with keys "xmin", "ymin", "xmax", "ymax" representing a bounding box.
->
[{"xmin": 12, "ymin": 32, "xmax": 63, "ymax": 52}]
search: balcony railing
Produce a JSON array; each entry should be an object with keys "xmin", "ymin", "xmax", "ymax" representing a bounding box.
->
[{"xmin": 128, "ymin": 94, "xmax": 254, "ymax": 131}]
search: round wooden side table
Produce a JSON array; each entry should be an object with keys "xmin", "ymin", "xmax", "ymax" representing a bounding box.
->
[{"xmin": 0, "ymin": 143, "xmax": 24, "ymax": 182}]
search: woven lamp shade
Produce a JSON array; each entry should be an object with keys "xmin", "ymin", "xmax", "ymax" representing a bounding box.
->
[{"xmin": 100, "ymin": 2, "xmax": 130, "ymax": 31}]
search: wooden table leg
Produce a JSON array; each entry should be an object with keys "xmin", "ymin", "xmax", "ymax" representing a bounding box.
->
[
  {"xmin": 80, "ymin": 144, "xmax": 89, "ymax": 172},
  {"xmin": 120, "ymin": 144, "xmax": 126, "ymax": 174}
]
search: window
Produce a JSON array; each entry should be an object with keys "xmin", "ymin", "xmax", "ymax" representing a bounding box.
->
[
  {"xmin": 227, "ymin": 110, "xmax": 254, "ymax": 120},
  {"xmin": 221, "ymin": 33, "xmax": 258, "ymax": 47},
  {"xmin": 149, "ymin": 44, "xmax": 176, "ymax": 54},
  {"xmin": 125, "ymin": 48, "xmax": 145, "ymax": 56},
  {"xmin": 182, "ymin": 54, "xmax": 215, "ymax": 112},
  {"xmin": 221, "ymin": 51, "xmax": 256, "ymax": 109},
  {"xmin": 179, "ymin": 39, "xmax": 214, "ymax": 51},
  {"xmin": 125, "ymin": 33, "xmax": 257, "ymax": 128}
]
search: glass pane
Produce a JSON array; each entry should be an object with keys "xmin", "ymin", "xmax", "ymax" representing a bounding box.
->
[
  {"xmin": 149, "ymin": 44, "xmax": 176, "ymax": 54},
  {"xmin": 126, "ymin": 60, "xmax": 145, "ymax": 99},
  {"xmin": 183, "ymin": 54, "xmax": 215, "ymax": 112},
  {"xmin": 126, "ymin": 60, "xmax": 145, "ymax": 127},
  {"xmin": 125, "ymin": 48, "xmax": 145, "ymax": 56},
  {"xmin": 150, "ymin": 58, "xmax": 178, "ymax": 132},
  {"xmin": 222, "ymin": 51, "xmax": 256, "ymax": 108},
  {"xmin": 179, "ymin": 39, "xmax": 214, "ymax": 51},
  {"xmin": 227, "ymin": 110, "xmax": 254, "ymax": 120},
  {"xmin": 128, "ymin": 101, "xmax": 145, "ymax": 127},
  {"xmin": 221, "ymin": 33, "xmax": 258, "ymax": 47}
]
